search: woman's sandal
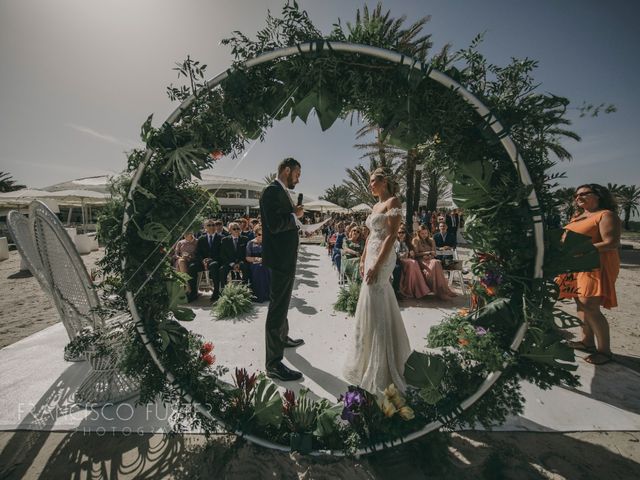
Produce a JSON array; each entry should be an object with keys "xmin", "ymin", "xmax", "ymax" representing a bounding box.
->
[
  {"xmin": 584, "ymin": 352, "xmax": 614, "ymax": 365},
  {"xmin": 566, "ymin": 340, "xmax": 597, "ymax": 353}
]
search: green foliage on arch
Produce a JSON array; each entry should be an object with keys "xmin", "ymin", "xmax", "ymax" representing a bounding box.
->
[{"xmin": 95, "ymin": 2, "xmax": 595, "ymax": 454}]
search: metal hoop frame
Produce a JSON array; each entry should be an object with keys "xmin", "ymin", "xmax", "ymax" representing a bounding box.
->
[{"xmin": 122, "ymin": 41, "xmax": 543, "ymax": 456}]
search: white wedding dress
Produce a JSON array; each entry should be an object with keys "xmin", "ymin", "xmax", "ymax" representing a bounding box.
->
[{"xmin": 343, "ymin": 208, "xmax": 412, "ymax": 395}]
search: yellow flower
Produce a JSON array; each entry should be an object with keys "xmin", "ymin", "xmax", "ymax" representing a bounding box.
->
[
  {"xmin": 458, "ymin": 308, "xmax": 470, "ymax": 316},
  {"xmin": 384, "ymin": 383, "xmax": 406, "ymax": 409},
  {"xmin": 379, "ymin": 397, "xmax": 397, "ymax": 418},
  {"xmin": 398, "ymin": 406, "xmax": 415, "ymax": 420},
  {"xmin": 384, "ymin": 384, "xmax": 399, "ymax": 399}
]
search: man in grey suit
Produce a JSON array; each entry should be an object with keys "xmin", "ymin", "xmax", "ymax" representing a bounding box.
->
[{"xmin": 259, "ymin": 158, "xmax": 305, "ymax": 381}]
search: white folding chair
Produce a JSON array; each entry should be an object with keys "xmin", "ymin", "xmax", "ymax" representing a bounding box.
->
[
  {"xmin": 30, "ymin": 200, "xmax": 138, "ymax": 406},
  {"xmin": 197, "ymin": 270, "xmax": 214, "ymax": 292},
  {"xmin": 445, "ymin": 248, "xmax": 468, "ymax": 297}
]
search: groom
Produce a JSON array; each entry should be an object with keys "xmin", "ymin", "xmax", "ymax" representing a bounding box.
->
[{"xmin": 259, "ymin": 157, "xmax": 305, "ymax": 381}]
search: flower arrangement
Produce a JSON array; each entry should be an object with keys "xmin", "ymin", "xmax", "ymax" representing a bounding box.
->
[
  {"xmin": 334, "ymin": 279, "xmax": 361, "ymax": 316},
  {"xmin": 212, "ymin": 283, "xmax": 254, "ymax": 319}
]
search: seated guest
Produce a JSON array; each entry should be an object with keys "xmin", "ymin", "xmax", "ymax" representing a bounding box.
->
[
  {"xmin": 220, "ymin": 222, "xmax": 250, "ymax": 290},
  {"xmin": 341, "ymin": 226, "xmax": 365, "ymax": 281},
  {"xmin": 433, "ymin": 221, "xmax": 457, "ymax": 259},
  {"xmin": 245, "ymin": 225, "xmax": 271, "ymax": 302},
  {"xmin": 240, "ymin": 217, "xmax": 254, "ymax": 241},
  {"xmin": 212, "ymin": 219, "xmax": 227, "ymax": 237},
  {"xmin": 332, "ymin": 222, "xmax": 346, "ymax": 270},
  {"xmin": 361, "ymin": 225, "xmax": 370, "ymax": 242},
  {"xmin": 412, "ymin": 224, "xmax": 456, "ymax": 299},
  {"xmin": 172, "ymin": 231, "xmax": 197, "ymax": 294},
  {"xmin": 192, "ymin": 220, "xmax": 222, "ymax": 302},
  {"xmin": 396, "ymin": 227, "xmax": 430, "ymax": 298}
]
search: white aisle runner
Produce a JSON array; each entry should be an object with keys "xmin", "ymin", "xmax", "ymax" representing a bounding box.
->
[{"xmin": 1, "ymin": 245, "xmax": 639, "ymax": 433}]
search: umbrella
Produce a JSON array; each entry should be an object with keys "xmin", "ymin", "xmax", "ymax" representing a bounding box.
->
[
  {"xmin": 0, "ymin": 189, "xmax": 110, "ymax": 230},
  {"xmin": 303, "ymin": 199, "xmax": 344, "ymax": 212},
  {"xmin": 351, "ymin": 203, "xmax": 373, "ymax": 212}
]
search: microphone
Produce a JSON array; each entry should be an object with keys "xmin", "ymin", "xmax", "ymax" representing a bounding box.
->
[{"xmin": 297, "ymin": 193, "xmax": 303, "ymax": 206}]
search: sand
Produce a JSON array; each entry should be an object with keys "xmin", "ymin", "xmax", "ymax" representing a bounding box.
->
[{"xmin": 1, "ymin": 238, "xmax": 639, "ymax": 479}]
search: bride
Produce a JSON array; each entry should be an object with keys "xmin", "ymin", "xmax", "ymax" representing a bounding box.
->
[{"xmin": 343, "ymin": 168, "xmax": 412, "ymax": 395}]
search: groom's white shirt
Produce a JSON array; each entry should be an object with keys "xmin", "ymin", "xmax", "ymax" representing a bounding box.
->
[{"xmin": 276, "ymin": 178, "xmax": 303, "ymax": 229}]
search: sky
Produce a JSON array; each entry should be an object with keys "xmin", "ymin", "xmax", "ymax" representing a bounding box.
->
[{"xmin": 1, "ymin": 0, "xmax": 638, "ymax": 200}]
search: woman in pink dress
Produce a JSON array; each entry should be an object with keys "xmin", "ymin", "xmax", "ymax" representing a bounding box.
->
[
  {"xmin": 412, "ymin": 225, "xmax": 456, "ymax": 299},
  {"xmin": 396, "ymin": 227, "xmax": 431, "ymax": 298}
]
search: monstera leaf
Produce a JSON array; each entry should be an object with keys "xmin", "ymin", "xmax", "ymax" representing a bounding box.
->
[
  {"xmin": 475, "ymin": 298, "xmax": 518, "ymax": 329},
  {"xmin": 449, "ymin": 160, "xmax": 495, "ymax": 210},
  {"xmin": 137, "ymin": 222, "xmax": 171, "ymax": 244},
  {"xmin": 252, "ymin": 377, "xmax": 283, "ymax": 427},
  {"xmin": 157, "ymin": 320, "xmax": 189, "ymax": 351},
  {"xmin": 314, "ymin": 404, "xmax": 342, "ymax": 439},
  {"xmin": 161, "ymin": 143, "xmax": 209, "ymax": 181},
  {"xmin": 291, "ymin": 89, "xmax": 319, "ymax": 124},
  {"xmin": 404, "ymin": 351, "xmax": 445, "ymax": 389},
  {"xmin": 552, "ymin": 308, "xmax": 582, "ymax": 329},
  {"xmin": 544, "ymin": 229, "xmax": 600, "ymax": 277},
  {"xmin": 519, "ymin": 331, "xmax": 577, "ymax": 371},
  {"xmin": 404, "ymin": 351, "xmax": 446, "ymax": 405},
  {"xmin": 166, "ymin": 281, "xmax": 195, "ymax": 322}
]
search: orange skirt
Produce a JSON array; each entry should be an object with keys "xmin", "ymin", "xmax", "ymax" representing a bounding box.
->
[{"xmin": 557, "ymin": 251, "xmax": 619, "ymax": 309}]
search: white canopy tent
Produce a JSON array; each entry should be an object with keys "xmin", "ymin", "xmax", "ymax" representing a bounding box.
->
[
  {"xmin": 0, "ymin": 189, "xmax": 110, "ymax": 230},
  {"xmin": 303, "ymin": 199, "xmax": 345, "ymax": 213},
  {"xmin": 351, "ymin": 203, "xmax": 373, "ymax": 213}
]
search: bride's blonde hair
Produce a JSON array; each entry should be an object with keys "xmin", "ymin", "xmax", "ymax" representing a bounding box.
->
[{"xmin": 371, "ymin": 167, "xmax": 399, "ymax": 196}]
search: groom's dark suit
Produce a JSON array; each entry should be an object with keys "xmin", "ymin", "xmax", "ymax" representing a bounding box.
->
[{"xmin": 260, "ymin": 180, "xmax": 299, "ymax": 370}]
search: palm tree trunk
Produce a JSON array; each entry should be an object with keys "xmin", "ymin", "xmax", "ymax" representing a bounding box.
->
[
  {"xmin": 624, "ymin": 207, "xmax": 631, "ymax": 230},
  {"xmin": 405, "ymin": 150, "xmax": 416, "ymax": 233},
  {"xmin": 426, "ymin": 173, "xmax": 438, "ymax": 212},
  {"xmin": 413, "ymin": 167, "xmax": 422, "ymax": 218}
]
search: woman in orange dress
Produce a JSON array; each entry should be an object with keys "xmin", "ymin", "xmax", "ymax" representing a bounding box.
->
[{"xmin": 558, "ymin": 184, "xmax": 621, "ymax": 365}]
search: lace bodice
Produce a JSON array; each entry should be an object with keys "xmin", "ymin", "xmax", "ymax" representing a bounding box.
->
[{"xmin": 363, "ymin": 208, "xmax": 402, "ymax": 286}]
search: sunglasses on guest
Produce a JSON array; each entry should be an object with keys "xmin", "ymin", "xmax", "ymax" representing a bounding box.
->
[{"xmin": 574, "ymin": 191, "xmax": 596, "ymax": 198}]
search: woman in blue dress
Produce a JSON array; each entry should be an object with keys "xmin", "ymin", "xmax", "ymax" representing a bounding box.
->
[{"xmin": 245, "ymin": 225, "xmax": 271, "ymax": 302}]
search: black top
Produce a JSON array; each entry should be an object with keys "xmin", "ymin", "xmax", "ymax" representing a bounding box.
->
[
  {"xmin": 220, "ymin": 235, "xmax": 249, "ymax": 265},
  {"xmin": 259, "ymin": 180, "xmax": 299, "ymax": 274},
  {"xmin": 195, "ymin": 232, "xmax": 222, "ymax": 262}
]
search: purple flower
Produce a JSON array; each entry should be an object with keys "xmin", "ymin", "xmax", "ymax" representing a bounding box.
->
[
  {"xmin": 481, "ymin": 271, "xmax": 503, "ymax": 287},
  {"xmin": 475, "ymin": 326, "xmax": 488, "ymax": 336},
  {"xmin": 339, "ymin": 387, "xmax": 367, "ymax": 424}
]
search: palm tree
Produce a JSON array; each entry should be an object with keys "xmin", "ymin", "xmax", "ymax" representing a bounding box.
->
[
  {"xmin": 353, "ymin": 125, "xmax": 405, "ymax": 171},
  {"xmin": 343, "ymin": 162, "xmax": 378, "ymax": 206},
  {"xmin": 320, "ymin": 184, "xmax": 355, "ymax": 209},
  {"xmin": 554, "ymin": 187, "xmax": 576, "ymax": 222},
  {"xmin": 613, "ymin": 185, "xmax": 640, "ymax": 230},
  {"xmin": 262, "ymin": 172, "xmax": 276, "ymax": 185},
  {"xmin": 344, "ymin": 3, "xmax": 433, "ymax": 62},
  {"xmin": 0, "ymin": 172, "xmax": 26, "ymax": 192}
]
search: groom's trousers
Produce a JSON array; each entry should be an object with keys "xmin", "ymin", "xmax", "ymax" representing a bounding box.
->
[{"xmin": 265, "ymin": 268, "xmax": 295, "ymax": 369}]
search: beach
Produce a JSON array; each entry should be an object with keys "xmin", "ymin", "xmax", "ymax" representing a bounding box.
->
[{"xmin": 1, "ymin": 240, "xmax": 639, "ymax": 478}]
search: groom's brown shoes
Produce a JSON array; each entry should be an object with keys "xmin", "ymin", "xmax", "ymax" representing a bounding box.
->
[
  {"xmin": 266, "ymin": 362, "xmax": 303, "ymax": 381},
  {"xmin": 284, "ymin": 336, "xmax": 305, "ymax": 348}
]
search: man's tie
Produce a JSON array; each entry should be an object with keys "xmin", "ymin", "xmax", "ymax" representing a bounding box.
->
[
  {"xmin": 233, "ymin": 237, "xmax": 238, "ymax": 251},
  {"xmin": 208, "ymin": 234, "xmax": 213, "ymax": 249}
]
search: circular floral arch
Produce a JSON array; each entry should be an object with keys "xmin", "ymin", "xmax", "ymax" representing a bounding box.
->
[{"xmin": 101, "ymin": 34, "xmax": 584, "ymax": 455}]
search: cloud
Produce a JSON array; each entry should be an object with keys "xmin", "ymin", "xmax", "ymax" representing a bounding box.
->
[{"xmin": 66, "ymin": 123, "xmax": 138, "ymax": 148}]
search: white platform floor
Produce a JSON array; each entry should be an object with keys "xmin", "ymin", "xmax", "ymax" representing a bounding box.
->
[{"xmin": 1, "ymin": 245, "xmax": 639, "ymax": 434}]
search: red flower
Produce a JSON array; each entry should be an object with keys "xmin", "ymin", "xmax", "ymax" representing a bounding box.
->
[
  {"xmin": 210, "ymin": 150, "xmax": 223, "ymax": 161},
  {"xmin": 201, "ymin": 353, "xmax": 215, "ymax": 365},
  {"xmin": 201, "ymin": 342, "xmax": 214, "ymax": 354},
  {"xmin": 458, "ymin": 338, "xmax": 470, "ymax": 347},
  {"xmin": 484, "ymin": 285, "xmax": 497, "ymax": 296}
]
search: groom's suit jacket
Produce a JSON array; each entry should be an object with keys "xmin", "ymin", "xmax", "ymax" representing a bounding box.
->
[{"xmin": 259, "ymin": 180, "xmax": 299, "ymax": 274}]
